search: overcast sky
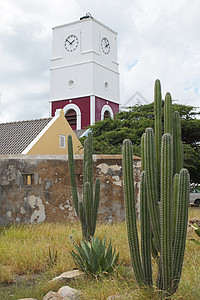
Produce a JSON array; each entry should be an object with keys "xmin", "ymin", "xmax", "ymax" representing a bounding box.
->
[{"xmin": 0, "ymin": 0, "xmax": 200, "ymax": 123}]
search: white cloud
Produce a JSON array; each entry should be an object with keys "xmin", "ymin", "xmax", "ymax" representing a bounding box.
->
[{"xmin": 0, "ymin": 0, "xmax": 200, "ymax": 123}]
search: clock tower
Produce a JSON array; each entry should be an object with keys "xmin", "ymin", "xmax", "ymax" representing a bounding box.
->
[{"xmin": 50, "ymin": 14, "xmax": 120, "ymax": 130}]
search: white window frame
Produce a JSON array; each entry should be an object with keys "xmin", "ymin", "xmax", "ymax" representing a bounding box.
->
[
  {"xmin": 59, "ymin": 134, "xmax": 66, "ymax": 148},
  {"xmin": 101, "ymin": 104, "xmax": 114, "ymax": 120},
  {"xmin": 63, "ymin": 103, "xmax": 81, "ymax": 130}
]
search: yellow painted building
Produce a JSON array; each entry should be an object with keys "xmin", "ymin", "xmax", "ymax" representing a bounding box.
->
[{"xmin": 0, "ymin": 109, "xmax": 83, "ymax": 155}]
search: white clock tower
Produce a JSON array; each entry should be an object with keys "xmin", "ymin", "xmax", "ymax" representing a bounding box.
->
[{"xmin": 50, "ymin": 14, "xmax": 120, "ymax": 130}]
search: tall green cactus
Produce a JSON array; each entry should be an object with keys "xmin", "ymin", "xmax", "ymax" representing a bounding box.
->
[
  {"xmin": 161, "ymin": 133, "xmax": 173, "ymax": 294},
  {"xmin": 164, "ymin": 93, "xmax": 173, "ymax": 135},
  {"xmin": 144, "ymin": 128, "xmax": 161, "ymax": 253},
  {"xmin": 68, "ymin": 133, "xmax": 100, "ymax": 241},
  {"xmin": 122, "ymin": 79, "xmax": 189, "ymax": 296},
  {"xmin": 154, "ymin": 79, "xmax": 162, "ymax": 194},
  {"xmin": 173, "ymin": 168, "xmax": 189, "ymax": 292},
  {"xmin": 140, "ymin": 171, "xmax": 153, "ymax": 286},
  {"xmin": 173, "ymin": 111, "xmax": 183, "ymax": 174},
  {"xmin": 122, "ymin": 139, "xmax": 145, "ymax": 285}
]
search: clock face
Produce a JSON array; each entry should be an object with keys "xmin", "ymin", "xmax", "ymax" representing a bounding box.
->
[
  {"xmin": 65, "ymin": 35, "xmax": 79, "ymax": 52},
  {"xmin": 101, "ymin": 37, "xmax": 110, "ymax": 54}
]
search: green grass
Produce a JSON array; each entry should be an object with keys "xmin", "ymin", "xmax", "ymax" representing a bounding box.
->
[{"xmin": 0, "ymin": 208, "xmax": 200, "ymax": 299}]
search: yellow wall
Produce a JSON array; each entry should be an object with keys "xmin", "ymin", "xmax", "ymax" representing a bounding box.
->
[{"xmin": 27, "ymin": 110, "xmax": 83, "ymax": 155}]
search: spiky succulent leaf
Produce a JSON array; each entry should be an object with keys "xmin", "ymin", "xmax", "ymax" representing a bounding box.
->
[
  {"xmin": 71, "ymin": 237, "xmax": 120, "ymax": 276},
  {"xmin": 192, "ymin": 223, "xmax": 200, "ymax": 237}
]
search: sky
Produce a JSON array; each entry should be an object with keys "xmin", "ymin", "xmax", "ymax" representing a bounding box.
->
[{"xmin": 0, "ymin": 0, "xmax": 200, "ymax": 123}]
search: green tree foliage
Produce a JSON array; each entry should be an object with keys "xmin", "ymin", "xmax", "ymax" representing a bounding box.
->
[{"xmin": 84, "ymin": 102, "xmax": 200, "ymax": 184}]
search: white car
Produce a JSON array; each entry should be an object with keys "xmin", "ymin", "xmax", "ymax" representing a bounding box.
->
[{"xmin": 190, "ymin": 188, "xmax": 200, "ymax": 206}]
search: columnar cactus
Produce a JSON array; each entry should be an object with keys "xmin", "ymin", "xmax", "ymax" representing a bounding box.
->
[
  {"xmin": 154, "ymin": 79, "xmax": 162, "ymax": 193},
  {"xmin": 68, "ymin": 132, "xmax": 100, "ymax": 241},
  {"xmin": 173, "ymin": 168, "xmax": 189, "ymax": 292},
  {"xmin": 173, "ymin": 111, "xmax": 183, "ymax": 174},
  {"xmin": 122, "ymin": 139, "xmax": 145, "ymax": 285},
  {"xmin": 122, "ymin": 79, "xmax": 189, "ymax": 296},
  {"xmin": 161, "ymin": 133, "xmax": 173, "ymax": 293},
  {"xmin": 164, "ymin": 93, "xmax": 173, "ymax": 135},
  {"xmin": 144, "ymin": 128, "xmax": 161, "ymax": 253}
]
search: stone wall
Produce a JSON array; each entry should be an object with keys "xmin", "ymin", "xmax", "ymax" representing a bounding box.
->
[{"xmin": 0, "ymin": 154, "xmax": 141, "ymax": 225}]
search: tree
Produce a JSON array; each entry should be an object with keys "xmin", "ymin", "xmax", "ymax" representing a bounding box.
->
[{"xmin": 83, "ymin": 102, "xmax": 200, "ymax": 185}]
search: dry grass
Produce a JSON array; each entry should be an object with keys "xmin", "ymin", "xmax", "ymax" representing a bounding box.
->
[{"xmin": 0, "ymin": 208, "xmax": 199, "ymax": 299}]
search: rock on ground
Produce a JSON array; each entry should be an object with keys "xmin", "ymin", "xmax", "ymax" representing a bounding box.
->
[
  {"xmin": 57, "ymin": 286, "xmax": 82, "ymax": 299},
  {"xmin": 18, "ymin": 298, "xmax": 38, "ymax": 300},
  {"xmin": 43, "ymin": 291, "xmax": 67, "ymax": 300},
  {"xmin": 49, "ymin": 270, "xmax": 84, "ymax": 283}
]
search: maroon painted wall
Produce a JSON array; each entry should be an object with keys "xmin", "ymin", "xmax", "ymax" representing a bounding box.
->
[
  {"xmin": 51, "ymin": 96, "xmax": 119, "ymax": 130},
  {"xmin": 51, "ymin": 97, "xmax": 90, "ymax": 130},
  {"xmin": 95, "ymin": 97, "xmax": 119, "ymax": 121}
]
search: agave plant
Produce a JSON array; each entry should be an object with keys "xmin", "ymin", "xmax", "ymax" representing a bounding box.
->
[
  {"xmin": 71, "ymin": 236, "xmax": 120, "ymax": 276},
  {"xmin": 190, "ymin": 222, "xmax": 200, "ymax": 238},
  {"xmin": 189, "ymin": 221, "xmax": 200, "ymax": 246}
]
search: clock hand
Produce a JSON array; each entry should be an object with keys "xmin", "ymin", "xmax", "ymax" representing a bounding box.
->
[{"xmin": 70, "ymin": 39, "xmax": 75, "ymax": 44}]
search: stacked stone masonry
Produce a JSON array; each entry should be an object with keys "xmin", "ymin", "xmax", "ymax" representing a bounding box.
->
[{"xmin": 0, "ymin": 155, "xmax": 141, "ymax": 225}]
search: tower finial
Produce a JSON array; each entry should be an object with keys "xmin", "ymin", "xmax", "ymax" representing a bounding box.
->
[{"xmin": 80, "ymin": 13, "xmax": 93, "ymax": 20}]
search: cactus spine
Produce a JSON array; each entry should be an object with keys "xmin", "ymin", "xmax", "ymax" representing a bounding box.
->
[
  {"xmin": 68, "ymin": 133, "xmax": 100, "ymax": 241},
  {"xmin": 122, "ymin": 79, "xmax": 189, "ymax": 296}
]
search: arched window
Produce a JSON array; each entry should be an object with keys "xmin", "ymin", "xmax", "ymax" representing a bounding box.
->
[
  {"xmin": 103, "ymin": 110, "xmax": 111, "ymax": 119},
  {"xmin": 65, "ymin": 109, "xmax": 77, "ymax": 128},
  {"xmin": 101, "ymin": 105, "xmax": 114, "ymax": 121},
  {"xmin": 63, "ymin": 104, "xmax": 81, "ymax": 130}
]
